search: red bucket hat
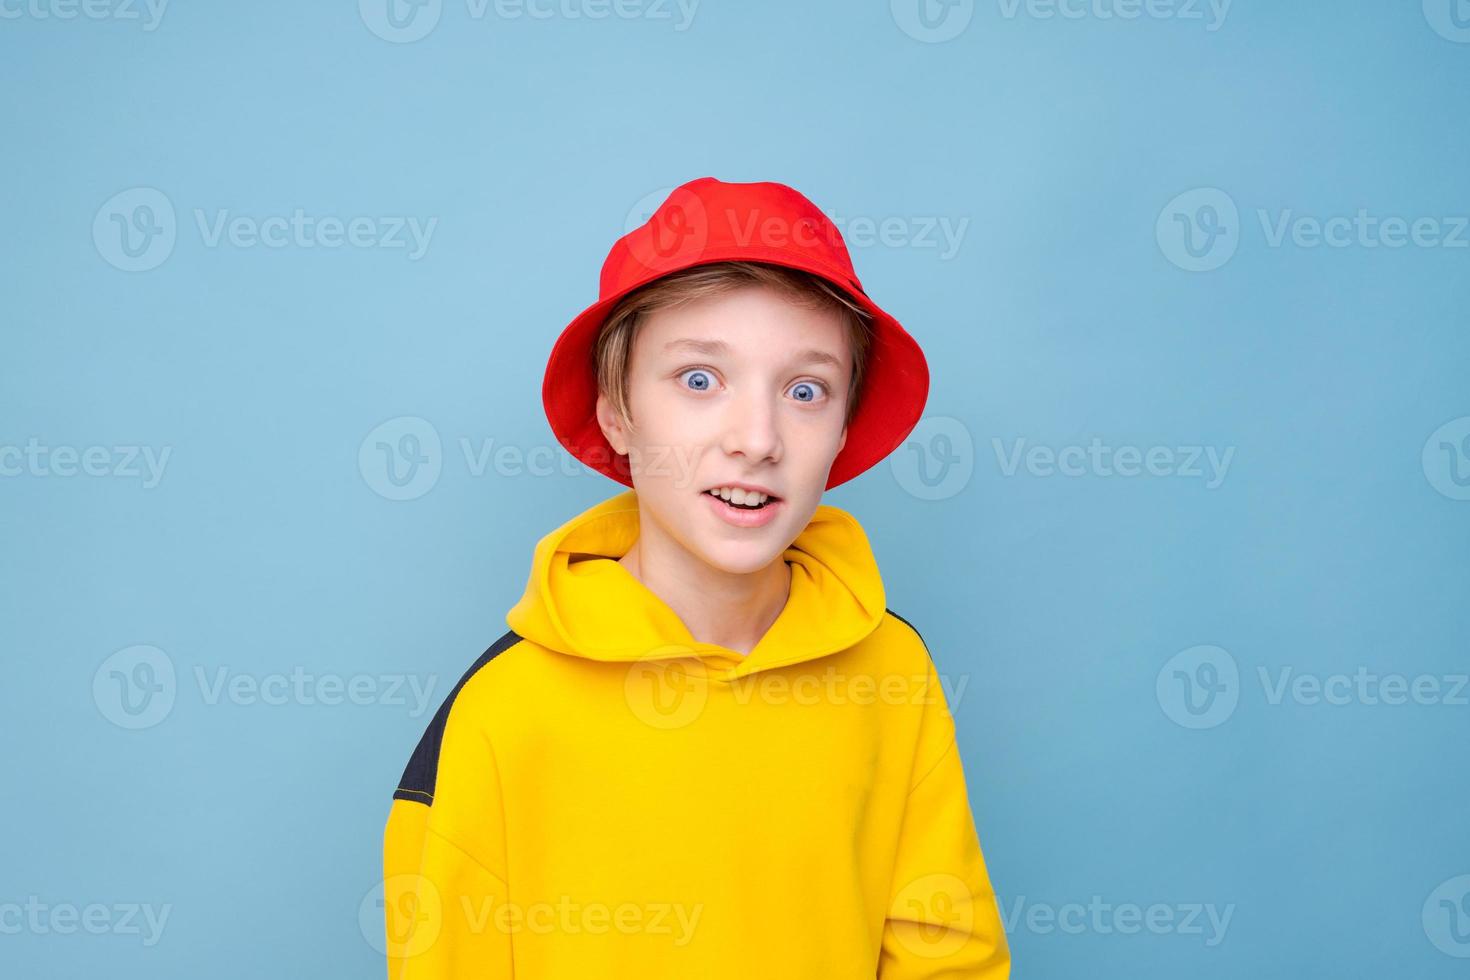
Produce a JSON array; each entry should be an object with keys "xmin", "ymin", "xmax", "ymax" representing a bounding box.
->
[{"xmin": 543, "ymin": 176, "xmax": 929, "ymax": 490}]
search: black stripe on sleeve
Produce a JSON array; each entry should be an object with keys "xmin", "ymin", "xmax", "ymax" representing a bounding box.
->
[
  {"xmin": 392, "ymin": 629, "xmax": 523, "ymax": 806},
  {"xmin": 884, "ymin": 607, "xmax": 932, "ymax": 659}
]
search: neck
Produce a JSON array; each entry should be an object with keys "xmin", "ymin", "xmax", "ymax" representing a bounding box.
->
[{"xmin": 617, "ymin": 515, "xmax": 792, "ymax": 657}]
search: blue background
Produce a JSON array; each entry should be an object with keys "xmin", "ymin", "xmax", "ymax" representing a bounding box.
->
[{"xmin": 3, "ymin": 1, "xmax": 1468, "ymax": 976}]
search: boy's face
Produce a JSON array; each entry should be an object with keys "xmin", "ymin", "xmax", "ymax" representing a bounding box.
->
[{"xmin": 595, "ymin": 284, "xmax": 851, "ymax": 575}]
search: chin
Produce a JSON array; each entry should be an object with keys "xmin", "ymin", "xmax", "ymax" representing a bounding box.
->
[
  {"xmin": 693, "ymin": 508, "xmax": 807, "ymax": 573},
  {"xmin": 694, "ymin": 539, "xmax": 789, "ymax": 576}
]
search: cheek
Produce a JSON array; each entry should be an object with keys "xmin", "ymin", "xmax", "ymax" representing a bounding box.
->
[
  {"xmin": 633, "ymin": 386, "xmax": 717, "ymax": 437},
  {"xmin": 625, "ymin": 381, "xmax": 678, "ymax": 436},
  {"xmin": 787, "ymin": 410, "xmax": 847, "ymax": 451}
]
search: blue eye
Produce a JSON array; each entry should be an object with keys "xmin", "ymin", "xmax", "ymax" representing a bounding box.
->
[
  {"xmin": 680, "ymin": 368, "xmax": 715, "ymax": 391},
  {"xmin": 789, "ymin": 381, "xmax": 826, "ymax": 403}
]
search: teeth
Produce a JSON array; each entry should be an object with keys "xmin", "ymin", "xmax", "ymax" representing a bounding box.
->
[{"xmin": 707, "ymin": 487, "xmax": 770, "ymax": 506}]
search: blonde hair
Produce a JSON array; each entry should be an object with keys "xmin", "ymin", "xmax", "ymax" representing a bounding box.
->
[{"xmin": 594, "ymin": 260, "xmax": 873, "ymax": 432}]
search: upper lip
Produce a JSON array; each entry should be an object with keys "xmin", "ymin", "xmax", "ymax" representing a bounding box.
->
[{"xmin": 703, "ymin": 481, "xmax": 782, "ymax": 500}]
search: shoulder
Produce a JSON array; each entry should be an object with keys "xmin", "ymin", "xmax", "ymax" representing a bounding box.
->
[
  {"xmin": 872, "ymin": 606, "xmax": 936, "ymax": 666},
  {"xmin": 842, "ymin": 606, "xmax": 940, "ymax": 687},
  {"xmin": 882, "ymin": 607, "xmax": 932, "ymax": 654},
  {"xmin": 391, "ymin": 628, "xmax": 529, "ymax": 806}
]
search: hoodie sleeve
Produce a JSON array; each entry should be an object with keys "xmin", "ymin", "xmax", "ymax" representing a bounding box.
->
[
  {"xmin": 878, "ymin": 655, "xmax": 1010, "ymax": 979},
  {"xmin": 382, "ymin": 679, "xmax": 514, "ymax": 980}
]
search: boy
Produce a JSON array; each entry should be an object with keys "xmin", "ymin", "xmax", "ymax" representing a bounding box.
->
[{"xmin": 382, "ymin": 177, "xmax": 1010, "ymax": 978}]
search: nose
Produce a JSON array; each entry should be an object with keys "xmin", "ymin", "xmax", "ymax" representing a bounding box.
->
[{"xmin": 718, "ymin": 386, "xmax": 782, "ymax": 466}]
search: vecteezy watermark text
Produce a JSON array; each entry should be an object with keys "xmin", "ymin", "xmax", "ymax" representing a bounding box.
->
[
  {"xmin": 996, "ymin": 0, "xmax": 1230, "ymax": 30},
  {"xmin": 999, "ymin": 895, "xmax": 1234, "ymax": 946},
  {"xmin": 621, "ymin": 658, "xmax": 971, "ymax": 730},
  {"xmin": 992, "ymin": 437, "xmax": 1235, "ymax": 489},
  {"xmin": 0, "ymin": 439, "xmax": 171, "ymax": 488},
  {"xmin": 622, "ymin": 186, "xmax": 970, "ymax": 262},
  {"xmin": 0, "ymin": 898, "xmax": 171, "ymax": 947},
  {"xmin": 364, "ymin": 875, "xmax": 703, "ymax": 956},
  {"xmin": 359, "ymin": 0, "xmax": 700, "ymax": 43},
  {"xmin": 0, "ymin": 0, "xmax": 167, "ymax": 29},
  {"xmin": 890, "ymin": 0, "xmax": 1231, "ymax": 43}
]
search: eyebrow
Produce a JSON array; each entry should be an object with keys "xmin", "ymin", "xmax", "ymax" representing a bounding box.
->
[{"xmin": 662, "ymin": 338, "xmax": 844, "ymax": 370}]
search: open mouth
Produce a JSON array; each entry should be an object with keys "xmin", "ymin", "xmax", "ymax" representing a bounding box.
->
[{"xmin": 703, "ymin": 488, "xmax": 780, "ymax": 511}]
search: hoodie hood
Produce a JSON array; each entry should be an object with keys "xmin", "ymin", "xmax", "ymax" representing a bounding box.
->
[{"xmin": 505, "ymin": 488, "xmax": 887, "ymax": 680}]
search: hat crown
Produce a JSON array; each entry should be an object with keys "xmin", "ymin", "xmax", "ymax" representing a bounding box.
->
[{"xmin": 600, "ymin": 177, "xmax": 863, "ymax": 300}]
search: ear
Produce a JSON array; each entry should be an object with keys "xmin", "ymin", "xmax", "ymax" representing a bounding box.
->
[
  {"xmin": 595, "ymin": 392, "xmax": 629, "ymax": 455},
  {"xmin": 836, "ymin": 422, "xmax": 848, "ymax": 455}
]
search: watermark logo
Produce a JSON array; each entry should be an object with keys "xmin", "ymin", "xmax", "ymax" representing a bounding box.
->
[
  {"xmin": 624, "ymin": 186, "xmax": 678, "ymax": 235},
  {"xmin": 1423, "ymin": 875, "xmax": 1470, "ymax": 957},
  {"xmin": 1423, "ymin": 0, "xmax": 1470, "ymax": 43},
  {"xmin": 364, "ymin": 874, "xmax": 443, "ymax": 958},
  {"xmin": 359, "ymin": 0, "xmax": 442, "ymax": 42},
  {"xmin": 890, "ymin": 873, "xmax": 976, "ymax": 957},
  {"xmin": 1156, "ymin": 644, "xmax": 1238, "ymax": 729},
  {"xmin": 891, "ymin": 0, "xmax": 975, "ymax": 43},
  {"xmin": 360, "ymin": 416, "xmax": 444, "ymax": 501},
  {"xmin": 623, "ymin": 185, "xmax": 712, "ymax": 277},
  {"xmin": 93, "ymin": 188, "xmax": 176, "ymax": 272},
  {"xmin": 93, "ymin": 645, "xmax": 177, "ymax": 730},
  {"xmin": 624, "ymin": 648, "xmax": 709, "ymax": 730},
  {"xmin": 1156, "ymin": 188, "xmax": 1238, "ymax": 272},
  {"xmin": 1422, "ymin": 416, "xmax": 1470, "ymax": 501},
  {"xmin": 891, "ymin": 416, "xmax": 975, "ymax": 500}
]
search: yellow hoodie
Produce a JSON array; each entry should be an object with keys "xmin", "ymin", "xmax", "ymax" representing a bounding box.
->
[{"xmin": 382, "ymin": 489, "xmax": 1009, "ymax": 978}]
